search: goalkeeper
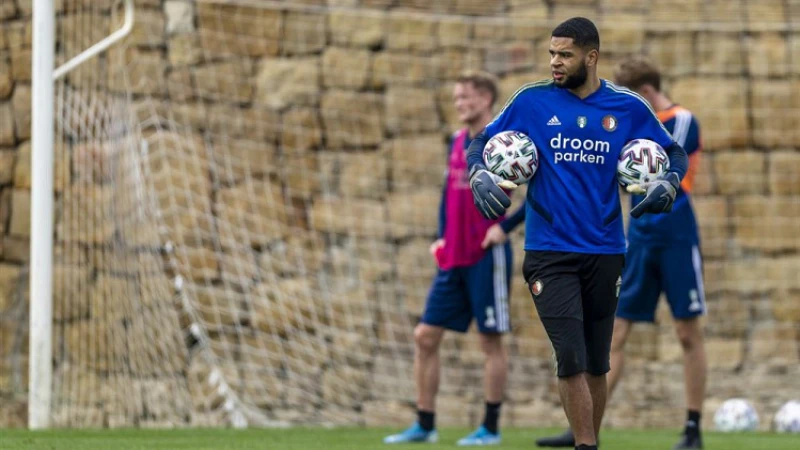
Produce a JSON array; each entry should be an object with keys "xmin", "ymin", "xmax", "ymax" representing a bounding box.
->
[
  {"xmin": 384, "ymin": 71, "xmax": 525, "ymax": 446},
  {"xmin": 537, "ymin": 57, "xmax": 707, "ymax": 450},
  {"xmin": 467, "ymin": 18, "xmax": 688, "ymax": 450}
]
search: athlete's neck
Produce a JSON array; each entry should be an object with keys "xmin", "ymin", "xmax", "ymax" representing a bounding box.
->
[
  {"xmin": 569, "ymin": 76, "xmax": 601, "ymax": 99},
  {"xmin": 467, "ymin": 113, "xmax": 493, "ymax": 138},
  {"xmin": 651, "ymin": 92, "xmax": 674, "ymax": 112}
]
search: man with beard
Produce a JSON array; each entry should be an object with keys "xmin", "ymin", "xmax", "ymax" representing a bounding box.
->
[
  {"xmin": 466, "ymin": 18, "xmax": 689, "ymax": 450},
  {"xmin": 537, "ymin": 57, "xmax": 707, "ymax": 450},
  {"xmin": 384, "ymin": 71, "xmax": 525, "ymax": 446}
]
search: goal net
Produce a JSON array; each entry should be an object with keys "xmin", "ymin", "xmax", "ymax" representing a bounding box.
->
[{"xmin": 2, "ymin": 0, "xmax": 798, "ymax": 430}]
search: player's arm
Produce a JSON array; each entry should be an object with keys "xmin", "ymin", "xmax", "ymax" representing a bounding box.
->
[
  {"xmin": 466, "ymin": 92, "xmax": 528, "ymax": 220},
  {"xmin": 481, "ymin": 205, "xmax": 525, "ymax": 249},
  {"xmin": 431, "ymin": 183, "xmax": 447, "ymax": 257},
  {"xmin": 437, "ymin": 182, "xmax": 447, "ymax": 238},
  {"xmin": 678, "ymin": 115, "xmax": 702, "ymax": 193},
  {"xmin": 663, "ymin": 141, "xmax": 688, "ymax": 182},
  {"xmin": 466, "ymin": 131, "xmax": 490, "ymax": 172},
  {"xmin": 628, "ymin": 99, "xmax": 689, "ymax": 218},
  {"xmin": 437, "ymin": 140, "xmax": 455, "ymax": 239},
  {"xmin": 499, "ymin": 205, "xmax": 526, "ymax": 233},
  {"xmin": 467, "ymin": 133, "xmax": 510, "ymax": 220}
]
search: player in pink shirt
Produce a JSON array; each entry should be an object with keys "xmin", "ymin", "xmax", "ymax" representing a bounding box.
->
[{"xmin": 384, "ymin": 72, "xmax": 525, "ymax": 446}]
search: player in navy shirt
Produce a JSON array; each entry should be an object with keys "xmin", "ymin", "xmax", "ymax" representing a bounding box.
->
[
  {"xmin": 466, "ymin": 18, "xmax": 688, "ymax": 450},
  {"xmin": 610, "ymin": 58, "xmax": 706, "ymax": 450}
]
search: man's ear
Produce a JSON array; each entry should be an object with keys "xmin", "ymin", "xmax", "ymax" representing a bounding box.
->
[
  {"xmin": 586, "ymin": 48, "xmax": 599, "ymax": 67},
  {"xmin": 637, "ymin": 84, "xmax": 657, "ymax": 99}
]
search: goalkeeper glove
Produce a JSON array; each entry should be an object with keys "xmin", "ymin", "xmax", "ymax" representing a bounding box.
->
[
  {"xmin": 629, "ymin": 172, "xmax": 680, "ymax": 219},
  {"xmin": 469, "ymin": 166, "xmax": 512, "ymax": 220}
]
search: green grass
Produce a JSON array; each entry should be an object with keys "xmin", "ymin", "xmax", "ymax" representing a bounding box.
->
[{"xmin": 3, "ymin": 427, "xmax": 799, "ymax": 450}]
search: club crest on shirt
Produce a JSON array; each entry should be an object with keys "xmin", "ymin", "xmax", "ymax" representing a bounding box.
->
[
  {"xmin": 602, "ymin": 115, "xmax": 618, "ymax": 132},
  {"xmin": 577, "ymin": 116, "xmax": 587, "ymax": 128},
  {"xmin": 530, "ymin": 279, "xmax": 544, "ymax": 296}
]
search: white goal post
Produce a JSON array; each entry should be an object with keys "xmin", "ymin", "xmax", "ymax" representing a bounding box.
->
[{"xmin": 28, "ymin": 0, "xmax": 135, "ymax": 430}]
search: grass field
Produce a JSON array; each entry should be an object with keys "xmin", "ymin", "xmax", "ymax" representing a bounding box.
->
[{"xmin": 3, "ymin": 427, "xmax": 799, "ymax": 450}]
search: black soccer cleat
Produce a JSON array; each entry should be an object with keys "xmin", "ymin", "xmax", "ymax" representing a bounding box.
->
[
  {"xmin": 535, "ymin": 429, "xmax": 575, "ymax": 447},
  {"xmin": 672, "ymin": 433, "xmax": 703, "ymax": 449}
]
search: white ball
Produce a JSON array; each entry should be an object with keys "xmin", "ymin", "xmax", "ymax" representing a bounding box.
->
[
  {"xmin": 714, "ymin": 398, "xmax": 760, "ymax": 432},
  {"xmin": 483, "ymin": 130, "xmax": 539, "ymax": 186},
  {"xmin": 774, "ymin": 400, "xmax": 800, "ymax": 433},
  {"xmin": 617, "ymin": 138, "xmax": 670, "ymax": 189}
]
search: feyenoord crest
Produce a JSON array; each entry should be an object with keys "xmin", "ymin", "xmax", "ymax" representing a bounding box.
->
[
  {"xmin": 602, "ymin": 115, "xmax": 618, "ymax": 132},
  {"xmin": 577, "ymin": 116, "xmax": 587, "ymax": 128},
  {"xmin": 531, "ymin": 279, "xmax": 544, "ymax": 296}
]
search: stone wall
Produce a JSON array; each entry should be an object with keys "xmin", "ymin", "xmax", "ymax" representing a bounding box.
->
[{"xmin": 1, "ymin": 0, "xmax": 799, "ymax": 430}]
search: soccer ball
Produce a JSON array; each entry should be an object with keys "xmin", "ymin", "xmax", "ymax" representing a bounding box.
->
[
  {"xmin": 774, "ymin": 400, "xmax": 800, "ymax": 433},
  {"xmin": 483, "ymin": 130, "xmax": 539, "ymax": 186},
  {"xmin": 617, "ymin": 138, "xmax": 669, "ymax": 189},
  {"xmin": 714, "ymin": 398, "xmax": 760, "ymax": 432}
]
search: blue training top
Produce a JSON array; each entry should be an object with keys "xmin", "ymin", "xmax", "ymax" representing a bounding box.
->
[
  {"xmin": 468, "ymin": 79, "xmax": 685, "ymax": 255},
  {"xmin": 628, "ymin": 105, "xmax": 702, "ymax": 246}
]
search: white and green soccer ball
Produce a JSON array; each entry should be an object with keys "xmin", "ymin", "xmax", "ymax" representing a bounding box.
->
[
  {"xmin": 714, "ymin": 398, "xmax": 759, "ymax": 432},
  {"xmin": 774, "ymin": 400, "xmax": 800, "ymax": 433},
  {"xmin": 617, "ymin": 138, "xmax": 670, "ymax": 190}
]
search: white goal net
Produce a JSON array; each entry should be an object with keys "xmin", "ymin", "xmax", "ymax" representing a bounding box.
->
[{"xmin": 1, "ymin": 0, "xmax": 798, "ymax": 430}]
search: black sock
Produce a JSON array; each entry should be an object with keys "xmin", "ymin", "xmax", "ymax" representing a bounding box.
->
[
  {"xmin": 685, "ymin": 409, "xmax": 701, "ymax": 436},
  {"xmin": 417, "ymin": 409, "xmax": 435, "ymax": 431},
  {"xmin": 575, "ymin": 445, "xmax": 597, "ymax": 450},
  {"xmin": 482, "ymin": 402, "xmax": 502, "ymax": 434}
]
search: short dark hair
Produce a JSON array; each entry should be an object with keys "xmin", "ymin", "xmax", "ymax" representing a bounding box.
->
[
  {"xmin": 613, "ymin": 57, "xmax": 662, "ymax": 92},
  {"xmin": 551, "ymin": 17, "xmax": 600, "ymax": 51},
  {"xmin": 456, "ymin": 70, "xmax": 500, "ymax": 106}
]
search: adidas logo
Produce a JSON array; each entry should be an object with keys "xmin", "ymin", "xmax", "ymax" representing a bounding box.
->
[{"xmin": 547, "ymin": 115, "xmax": 561, "ymax": 126}]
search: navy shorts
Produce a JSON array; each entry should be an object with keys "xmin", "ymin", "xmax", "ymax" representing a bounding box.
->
[
  {"xmin": 421, "ymin": 243, "xmax": 512, "ymax": 333},
  {"xmin": 617, "ymin": 243, "xmax": 706, "ymax": 322}
]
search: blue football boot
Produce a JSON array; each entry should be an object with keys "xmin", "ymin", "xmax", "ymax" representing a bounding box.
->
[
  {"xmin": 383, "ymin": 422, "xmax": 439, "ymax": 444},
  {"xmin": 456, "ymin": 425, "xmax": 501, "ymax": 446}
]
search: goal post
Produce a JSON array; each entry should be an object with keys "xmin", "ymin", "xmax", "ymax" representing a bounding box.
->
[
  {"xmin": 29, "ymin": 0, "xmax": 56, "ymax": 429},
  {"xmin": 28, "ymin": 0, "xmax": 135, "ymax": 429}
]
